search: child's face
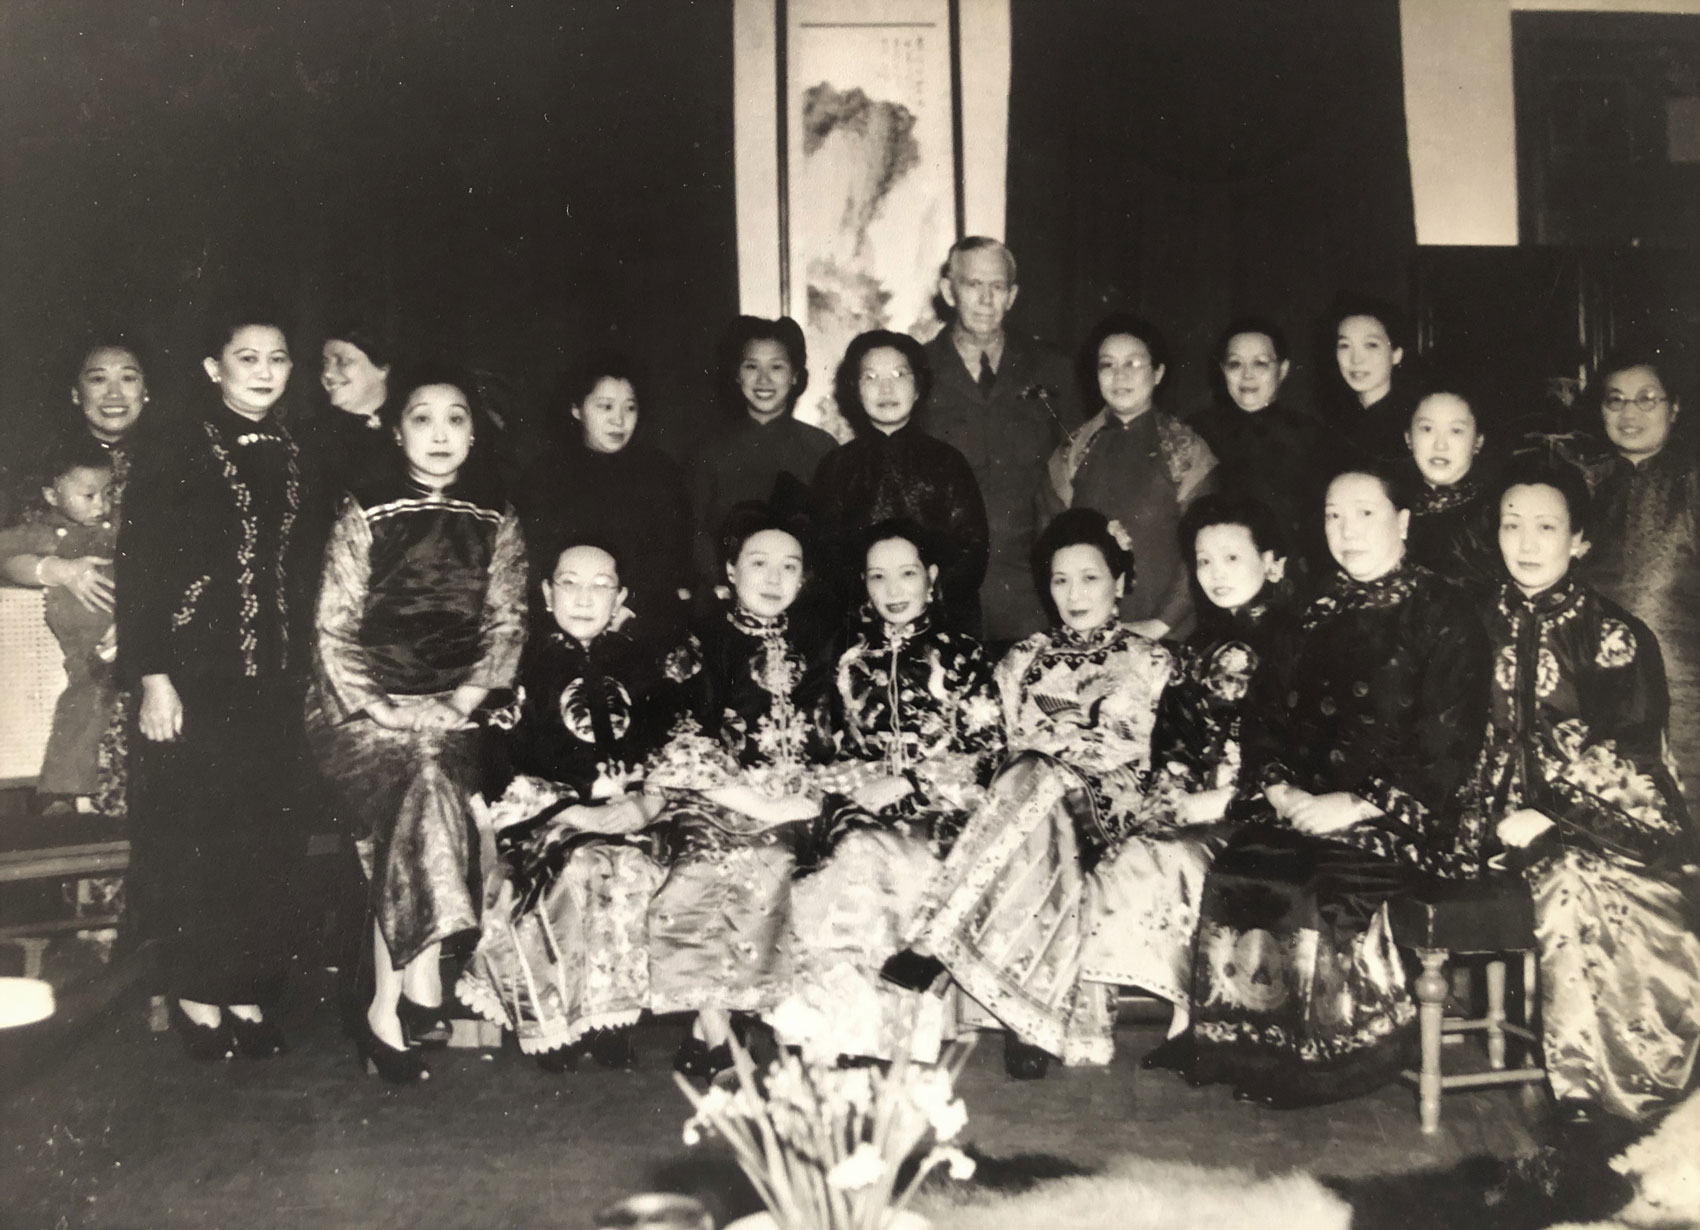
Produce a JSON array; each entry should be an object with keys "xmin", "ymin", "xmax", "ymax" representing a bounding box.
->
[
  {"xmin": 864, "ymin": 536, "xmax": 935, "ymax": 628},
  {"xmin": 1406, "ymin": 393, "xmax": 1482, "ymax": 487},
  {"xmin": 45, "ymin": 466, "xmax": 113, "ymax": 526},
  {"xmin": 574, "ymin": 377, "xmax": 638, "ymax": 454},
  {"xmin": 397, "ymin": 384, "xmax": 474, "ymax": 486},
  {"xmin": 1335, "ymin": 315, "xmax": 1402, "ymax": 403},
  {"xmin": 727, "ymin": 529, "xmax": 804, "ymax": 618},
  {"xmin": 205, "ymin": 325, "xmax": 292, "ymax": 419},
  {"xmin": 738, "ymin": 339, "xmax": 798, "ymax": 423},
  {"xmin": 1097, "ymin": 333, "xmax": 1162, "ymax": 419},
  {"xmin": 544, "ymin": 545, "xmax": 625, "ymax": 644},
  {"xmin": 75, "ymin": 346, "xmax": 146, "ymax": 443},
  {"xmin": 1499, "ymin": 483, "xmax": 1586, "ymax": 596},
  {"xmin": 1220, "ymin": 332, "xmax": 1287, "ymax": 413},
  {"xmin": 1194, "ymin": 522, "xmax": 1281, "ymax": 612}
]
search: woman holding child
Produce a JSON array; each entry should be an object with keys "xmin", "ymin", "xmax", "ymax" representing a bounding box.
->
[{"xmin": 308, "ymin": 365, "xmax": 527, "ymax": 1082}]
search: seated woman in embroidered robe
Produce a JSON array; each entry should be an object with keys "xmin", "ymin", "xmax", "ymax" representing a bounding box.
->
[
  {"xmin": 308, "ymin": 367, "xmax": 528, "ymax": 1083},
  {"xmin": 771, "ymin": 519, "xmax": 1005, "ymax": 1063},
  {"xmin": 1083, "ymin": 495, "xmax": 1302, "ymax": 1075},
  {"xmin": 644, "ymin": 503, "xmax": 839, "ymax": 1079},
  {"xmin": 1473, "ymin": 458, "xmax": 1700, "ymax": 1131},
  {"xmin": 1183, "ymin": 466, "xmax": 1489, "ymax": 1108},
  {"xmin": 1401, "ymin": 388, "xmax": 1502, "ymax": 593},
  {"xmin": 456, "ymin": 542, "xmax": 689, "ymax": 1070},
  {"xmin": 888, "ymin": 509, "xmax": 1174, "ymax": 1080}
]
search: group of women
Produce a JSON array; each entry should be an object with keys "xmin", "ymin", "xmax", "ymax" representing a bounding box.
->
[{"xmin": 5, "ymin": 294, "xmax": 1696, "ymax": 1138}]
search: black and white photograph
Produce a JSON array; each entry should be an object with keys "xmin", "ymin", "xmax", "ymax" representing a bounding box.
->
[{"xmin": 1, "ymin": 1, "xmax": 1698, "ymax": 1227}]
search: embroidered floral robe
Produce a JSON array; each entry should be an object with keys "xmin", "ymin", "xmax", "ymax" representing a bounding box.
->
[
  {"xmin": 776, "ymin": 614, "xmax": 1004, "ymax": 1060},
  {"xmin": 907, "ymin": 620, "xmax": 1174, "ymax": 1064},
  {"xmin": 1471, "ymin": 579, "xmax": 1700, "ymax": 1120},
  {"xmin": 643, "ymin": 605, "xmax": 838, "ymax": 1014}
]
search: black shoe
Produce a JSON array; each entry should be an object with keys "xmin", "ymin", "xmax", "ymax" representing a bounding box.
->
[
  {"xmin": 536, "ymin": 1046, "xmax": 579, "ymax": 1074},
  {"xmin": 1139, "ymin": 1035, "xmax": 1191, "ymax": 1073},
  {"xmin": 229, "ymin": 1013, "xmax": 289, "ymax": 1060},
  {"xmin": 587, "ymin": 1027, "xmax": 637, "ymax": 1070},
  {"xmin": 170, "ymin": 1002, "xmax": 235, "ymax": 1063},
  {"xmin": 1002, "ymin": 1036, "xmax": 1051, "ymax": 1081},
  {"xmin": 397, "ymin": 996, "xmax": 453, "ymax": 1050},
  {"xmin": 879, "ymin": 949, "xmax": 947, "ymax": 992},
  {"xmin": 1553, "ymin": 1097, "xmax": 1603, "ymax": 1128},
  {"xmin": 673, "ymin": 1035, "xmax": 733, "ymax": 1081},
  {"xmin": 356, "ymin": 1019, "xmax": 430, "ymax": 1084}
]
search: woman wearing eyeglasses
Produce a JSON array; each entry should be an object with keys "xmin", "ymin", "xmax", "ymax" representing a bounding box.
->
[{"xmin": 1580, "ymin": 351, "xmax": 1700, "ymax": 807}]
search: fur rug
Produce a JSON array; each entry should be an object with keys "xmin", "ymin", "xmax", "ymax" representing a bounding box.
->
[{"xmin": 917, "ymin": 1154, "xmax": 1350, "ymax": 1230}]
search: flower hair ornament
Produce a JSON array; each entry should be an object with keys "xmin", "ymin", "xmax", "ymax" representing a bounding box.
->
[{"xmin": 1105, "ymin": 519, "xmax": 1134, "ymax": 553}]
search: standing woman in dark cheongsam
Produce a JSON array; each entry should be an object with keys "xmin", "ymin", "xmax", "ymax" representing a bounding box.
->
[
  {"xmin": 812, "ymin": 330, "xmax": 989, "ymax": 635},
  {"xmin": 117, "ymin": 313, "xmax": 326, "ymax": 1062},
  {"xmin": 1400, "ymin": 388, "xmax": 1502, "ymax": 594},
  {"xmin": 1184, "ymin": 465, "xmax": 1489, "ymax": 1107},
  {"xmin": 1472, "ymin": 459, "xmax": 1699, "ymax": 1132},
  {"xmin": 1578, "ymin": 351, "xmax": 1700, "ymax": 810},
  {"xmin": 307, "ymin": 366, "xmax": 528, "ymax": 1083}
]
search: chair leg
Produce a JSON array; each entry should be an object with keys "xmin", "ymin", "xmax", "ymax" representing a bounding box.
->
[
  {"xmin": 1414, "ymin": 949, "xmax": 1449, "ymax": 1135},
  {"xmin": 1521, "ymin": 949, "xmax": 1540, "ymax": 1069},
  {"xmin": 1484, "ymin": 958, "xmax": 1507, "ymax": 1070}
]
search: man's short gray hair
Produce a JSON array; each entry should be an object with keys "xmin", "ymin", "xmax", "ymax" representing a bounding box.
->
[{"xmin": 945, "ymin": 236, "xmax": 1017, "ymax": 284}]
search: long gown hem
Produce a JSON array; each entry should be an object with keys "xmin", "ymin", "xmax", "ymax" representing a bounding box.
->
[{"xmin": 455, "ymin": 967, "xmax": 643, "ymax": 1054}]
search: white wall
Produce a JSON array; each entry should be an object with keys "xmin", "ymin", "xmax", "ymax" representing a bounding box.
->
[{"xmin": 1401, "ymin": 0, "xmax": 1700, "ymax": 246}]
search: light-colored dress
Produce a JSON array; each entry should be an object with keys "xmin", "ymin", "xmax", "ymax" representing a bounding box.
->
[
  {"xmin": 775, "ymin": 614, "xmax": 1004, "ymax": 1060},
  {"xmin": 1081, "ymin": 598, "xmax": 1297, "ymax": 1009},
  {"xmin": 643, "ymin": 605, "xmax": 837, "ymax": 1015},
  {"xmin": 906, "ymin": 620, "xmax": 1173, "ymax": 1065},
  {"xmin": 456, "ymin": 628, "xmax": 688, "ymax": 1053},
  {"xmin": 1469, "ymin": 578, "xmax": 1700, "ymax": 1121}
]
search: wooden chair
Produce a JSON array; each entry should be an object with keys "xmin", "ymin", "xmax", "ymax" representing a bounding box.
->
[{"xmin": 1389, "ymin": 877, "xmax": 1547, "ymax": 1134}]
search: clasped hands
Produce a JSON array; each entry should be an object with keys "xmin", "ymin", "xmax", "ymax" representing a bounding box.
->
[
  {"xmin": 368, "ymin": 697, "xmax": 472, "ymax": 732},
  {"xmin": 1265, "ymin": 782, "xmax": 1379, "ymax": 834}
]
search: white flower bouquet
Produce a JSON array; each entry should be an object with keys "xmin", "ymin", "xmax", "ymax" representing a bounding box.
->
[{"xmin": 674, "ymin": 1022, "xmax": 976, "ymax": 1230}]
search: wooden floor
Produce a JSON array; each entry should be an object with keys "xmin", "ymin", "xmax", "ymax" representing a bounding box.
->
[{"xmin": 0, "ymin": 973, "xmax": 1546, "ymax": 1230}]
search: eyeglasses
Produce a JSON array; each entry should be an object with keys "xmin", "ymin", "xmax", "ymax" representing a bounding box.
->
[{"xmin": 1603, "ymin": 391, "xmax": 1669, "ymax": 412}]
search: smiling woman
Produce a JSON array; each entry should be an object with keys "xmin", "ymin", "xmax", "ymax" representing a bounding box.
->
[
  {"xmin": 517, "ymin": 348, "xmax": 692, "ymax": 648},
  {"xmin": 116, "ymin": 310, "xmax": 329, "ymax": 1064}
]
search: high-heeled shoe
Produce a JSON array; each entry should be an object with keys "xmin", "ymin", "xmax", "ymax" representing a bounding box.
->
[
  {"xmin": 879, "ymin": 949, "xmax": 946, "ymax": 992},
  {"xmin": 397, "ymin": 996, "xmax": 453, "ymax": 1050},
  {"xmin": 673, "ymin": 1035, "xmax": 733, "ymax": 1080},
  {"xmin": 170, "ymin": 1002, "xmax": 235, "ymax": 1063},
  {"xmin": 229, "ymin": 1013, "xmax": 289, "ymax": 1060},
  {"xmin": 587, "ymin": 1026, "xmax": 637, "ymax": 1070},
  {"xmin": 1138, "ymin": 1035, "xmax": 1191, "ymax": 1073},
  {"xmin": 1002, "ymin": 1036, "xmax": 1051, "ymax": 1081},
  {"xmin": 356, "ymin": 1018, "xmax": 430, "ymax": 1084}
]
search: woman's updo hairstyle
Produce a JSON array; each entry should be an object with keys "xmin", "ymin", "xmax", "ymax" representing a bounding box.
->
[
  {"xmin": 1327, "ymin": 292, "xmax": 1410, "ymax": 354},
  {"xmin": 1326, "ymin": 460, "xmax": 1415, "ymax": 513},
  {"xmin": 834, "ymin": 329, "xmax": 932, "ymax": 437},
  {"xmin": 325, "ymin": 320, "xmax": 396, "ymax": 373},
  {"xmin": 717, "ymin": 499, "xmax": 815, "ymax": 574},
  {"xmin": 1180, "ymin": 493, "xmax": 1289, "ymax": 562},
  {"xmin": 204, "ymin": 304, "xmax": 292, "ymax": 360},
  {"xmin": 557, "ymin": 348, "xmax": 647, "ymax": 418},
  {"xmin": 1212, "ymin": 316, "xmax": 1289, "ymax": 368},
  {"xmin": 1495, "ymin": 455, "xmax": 1593, "ymax": 538},
  {"xmin": 1077, "ymin": 313, "xmax": 1169, "ymax": 409},
  {"xmin": 860, "ymin": 516, "xmax": 939, "ymax": 572},
  {"xmin": 721, "ymin": 316, "xmax": 809, "ymax": 416},
  {"xmin": 1033, "ymin": 507, "xmax": 1135, "ymax": 592}
]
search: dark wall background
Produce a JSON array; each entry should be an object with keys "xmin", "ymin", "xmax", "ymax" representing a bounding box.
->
[
  {"xmin": 0, "ymin": 0, "xmax": 739, "ymax": 462},
  {"xmin": 1005, "ymin": 0, "xmax": 1415, "ymax": 414},
  {"xmin": 1, "ymin": 0, "xmax": 1418, "ymax": 472}
]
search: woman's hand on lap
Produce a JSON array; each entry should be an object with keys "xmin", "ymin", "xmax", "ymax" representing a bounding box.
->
[
  {"xmin": 1287, "ymin": 791, "xmax": 1375, "ymax": 835},
  {"xmin": 1178, "ymin": 785, "xmax": 1232, "ymax": 826},
  {"xmin": 1496, "ymin": 808, "xmax": 1556, "ymax": 849},
  {"xmin": 853, "ymin": 775, "xmax": 913, "ymax": 812},
  {"xmin": 138, "ymin": 674, "xmax": 183, "ymax": 742}
]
